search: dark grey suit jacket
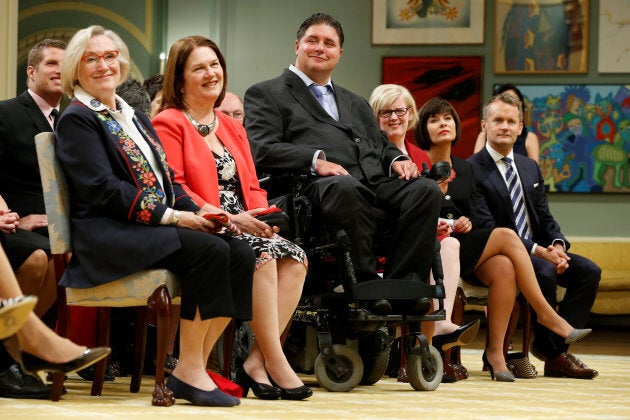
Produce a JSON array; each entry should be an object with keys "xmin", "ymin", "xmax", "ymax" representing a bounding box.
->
[
  {"xmin": 244, "ymin": 68, "xmax": 402, "ymax": 188},
  {"xmin": 0, "ymin": 91, "xmax": 52, "ymax": 215},
  {"xmin": 467, "ymin": 148, "xmax": 570, "ymax": 251}
]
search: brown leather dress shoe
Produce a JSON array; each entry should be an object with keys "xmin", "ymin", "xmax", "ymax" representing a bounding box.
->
[
  {"xmin": 544, "ymin": 352, "xmax": 598, "ymax": 379},
  {"xmin": 566, "ymin": 353, "xmax": 598, "ymax": 378}
]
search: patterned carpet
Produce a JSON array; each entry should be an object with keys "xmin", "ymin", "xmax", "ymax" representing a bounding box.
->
[{"xmin": 2, "ymin": 348, "xmax": 629, "ymax": 419}]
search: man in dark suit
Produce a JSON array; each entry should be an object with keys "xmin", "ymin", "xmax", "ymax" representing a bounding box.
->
[
  {"xmin": 0, "ymin": 39, "xmax": 65, "ymax": 399},
  {"xmin": 244, "ymin": 13, "xmax": 442, "ymax": 314},
  {"xmin": 0, "ymin": 39, "xmax": 66, "ymax": 234},
  {"xmin": 468, "ymin": 93, "xmax": 601, "ymax": 379}
]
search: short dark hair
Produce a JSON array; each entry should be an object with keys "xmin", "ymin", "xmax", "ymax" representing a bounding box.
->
[
  {"xmin": 296, "ymin": 13, "xmax": 344, "ymax": 47},
  {"xmin": 27, "ymin": 39, "xmax": 66, "ymax": 68},
  {"xmin": 116, "ymin": 79, "xmax": 151, "ymax": 116},
  {"xmin": 143, "ymin": 74, "xmax": 164, "ymax": 101},
  {"xmin": 414, "ymin": 97, "xmax": 462, "ymax": 150}
]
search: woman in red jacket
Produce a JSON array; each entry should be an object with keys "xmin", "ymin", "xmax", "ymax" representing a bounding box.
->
[{"xmin": 154, "ymin": 36, "xmax": 310, "ymax": 401}]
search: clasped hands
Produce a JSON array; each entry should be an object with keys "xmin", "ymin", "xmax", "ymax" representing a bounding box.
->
[{"xmin": 0, "ymin": 210, "xmax": 48, "ymax": 233}]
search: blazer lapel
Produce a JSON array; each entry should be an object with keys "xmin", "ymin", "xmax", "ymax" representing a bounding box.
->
[
  {"xmin": 20, "ymin": 92, "xmax": 53, "ymax": 133},
  {"xmin": 284, "ymin": 70, "xmax": 348, "ymax": 130},
  {"xmin": 481, "ymin": 149, "xmax": 517, "ymax": 223}
]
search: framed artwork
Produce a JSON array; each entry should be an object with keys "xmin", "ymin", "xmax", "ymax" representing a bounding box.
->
[
  {"xmin": 494, "ymin": 0, "xmax": 589, "ymax": 74},
  {"xmin": 382, "ymin": 56, "xmax": 482, "ymax": 159},
  {"xmin": 598, "ymin": 0, "xmax": 630, "ymax": 73},
  {"xmin": 372, "ymin": 0, "xmax": 485, "ymax": 45},
  {"xmin": 517, "ymin": 84, "xmax": 630, "ymax": 193}
]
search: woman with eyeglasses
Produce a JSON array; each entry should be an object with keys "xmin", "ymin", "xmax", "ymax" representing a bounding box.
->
[
  {"xmin": 369, "ymin": 84, "xmax": 480, "ymax": 382},
  {"xmin": 55, "ymin": 25, "xmax": 255, "ymax": 406}
]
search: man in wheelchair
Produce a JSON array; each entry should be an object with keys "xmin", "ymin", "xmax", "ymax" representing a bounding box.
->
[{"xmin": 244, "ymin": 12, "xmax": 443, "ymax": 316}]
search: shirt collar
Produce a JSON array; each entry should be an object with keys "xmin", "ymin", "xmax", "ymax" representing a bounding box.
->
[
  {"xmin": 74, "ymin": 86, "xmax": 134, "ymax": 120},
  {"xmin": 289, "ymin": 64, "xmax": 334, "ymax": 91},
  {"xmin": 485, "ymin": 142, "xmax": 514, "ymax": 165},
  {"xmin": 28, "ymin": 88, "xmax": 59, "ymax": 119}
]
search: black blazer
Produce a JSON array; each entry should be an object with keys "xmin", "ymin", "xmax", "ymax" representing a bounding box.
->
[
  {"xmin": 467, "ymin": 148, "xmax": 569, "ymax": 251},
  {"xmin": 55, "ymin": 101, "xmax": 199, "ymax": 288},
  {"xmin": 0, "ymin": 91, "xmax": 52, "ymax": 215},
  {"xmin": 244, "ymin": 69, "xmax": 403, "ymax": 188}
]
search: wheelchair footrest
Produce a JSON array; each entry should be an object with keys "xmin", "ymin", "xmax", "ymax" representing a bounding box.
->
[{"xmin": 350, "ymin": 279, "xmax": 434, "ymax": 301}]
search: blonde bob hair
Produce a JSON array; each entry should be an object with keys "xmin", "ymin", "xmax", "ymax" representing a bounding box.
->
[
  {"xmin": 368, "ymin": 84, "xmax": 419, "ymax": 130},
  {"xmin": 61, "ymin": 25, "xmax": 130, "ymax": 98}
]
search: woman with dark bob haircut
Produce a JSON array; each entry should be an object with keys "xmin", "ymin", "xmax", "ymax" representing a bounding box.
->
[{"xmin": 414, "ymin": 97, "xmax": 590, "ymax": 382}]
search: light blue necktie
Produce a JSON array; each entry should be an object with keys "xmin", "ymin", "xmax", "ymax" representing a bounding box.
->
[
  {"xmin": 310, "ymin": 84, "xmax": 339, "ymax": 121},
  {"xmin": 502, "ymin": 157, "xmax": 530, "ymax": 240}
]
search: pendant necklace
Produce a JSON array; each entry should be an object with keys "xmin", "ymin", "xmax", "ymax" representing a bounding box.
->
[{"xmin": 184, "ymin": 110, "xmax": 216, "ymax": 136}]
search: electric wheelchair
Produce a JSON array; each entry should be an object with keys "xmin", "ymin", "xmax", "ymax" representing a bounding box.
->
[{"xmin": 227, "ymin": 162, "xmax": 451, "ymax": 392}]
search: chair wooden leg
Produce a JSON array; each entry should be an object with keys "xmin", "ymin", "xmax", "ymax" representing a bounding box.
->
[
  {"xmin": 222, "ymin": 320, "xmax": 235, "ymax": 378},
  {"xmin": 91, "ymin": 307, "xmax": 111, "ymax": 396},
  {"xmin": 518, "ymin": 294, "xmax": 532, "ymax": 353},
  {"xmin": 49, "ymin": 285, "xmax": 68, "ymax": 401},
  {"xmin": 504, "ymin": 298, "xmax": 519, "ymax": 356},
  {"xmin": 147, "ymin": 285, "xmax": 175, "ymax": 407},
  {"xmin": 131, "ymin": 307, "xmax": 148, "ymax": 393}
]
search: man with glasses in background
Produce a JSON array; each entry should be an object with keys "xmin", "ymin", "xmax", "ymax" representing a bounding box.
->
[{"xmin": 244, "ymin": 13, "xmax": 441, "ymax": 314}]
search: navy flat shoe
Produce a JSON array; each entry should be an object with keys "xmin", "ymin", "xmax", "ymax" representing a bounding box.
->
[{"xmin": 166, "ymin": 374, "xmax": 240, "ymax": 406}]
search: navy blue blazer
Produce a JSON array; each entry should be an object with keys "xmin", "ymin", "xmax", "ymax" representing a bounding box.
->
[
  {"xmin": 0, "ymin": 91, "xmax": 52, "ymax": 215},
  {"xmin": 55, "ymin": 101, "xmax": 199, "ymax": 288},
  {"xmin": 467, "ymin": 148, "xmax": 570, "ymax": 252},
  {"xmin": 244, "ymin": 69, "xmax": 403, "ymax": 188}
]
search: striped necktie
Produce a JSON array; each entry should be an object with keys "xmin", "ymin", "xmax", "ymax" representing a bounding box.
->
[{"xmin": 502, "ymin": 157, "xmax": 530, "ymax": 240}]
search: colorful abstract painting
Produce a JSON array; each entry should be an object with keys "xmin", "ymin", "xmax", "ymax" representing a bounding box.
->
[
  {"xmin": 382, "ymin": 56, "xmax": 482, "ymax": 159},
  {"xmin": 518, "ymin": 85, "xmax": 630, "ymax": 193}
]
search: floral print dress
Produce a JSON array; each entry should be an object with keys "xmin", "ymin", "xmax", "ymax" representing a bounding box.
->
[{"xmin": 214, "ymin": 149, "xmax": 307, "ymax": 270}]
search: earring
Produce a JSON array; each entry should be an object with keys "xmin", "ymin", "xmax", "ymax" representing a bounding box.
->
[{"xmin": 181, "ymin": 88, "xmax": 184, "ymax": 93}]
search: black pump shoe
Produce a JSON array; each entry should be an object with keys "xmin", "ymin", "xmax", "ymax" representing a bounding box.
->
[
  {"xmin": 432, "ymin": 319, "xmax": 481, "ymax": 352},
  {"xmin": 235, "ymin": 366, "xmax": 281, "ymax": 400},
  {"xmin": 279, "ymin": 384, "xmax": 313, "ymax": 400},
  {"xmin": 20, "ymin": 347, "xmax": 111, "ymax": 382}
]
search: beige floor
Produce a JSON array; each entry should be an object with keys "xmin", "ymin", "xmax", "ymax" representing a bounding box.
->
[{"xmin": 1, "ymin": 327, "xmax": 629, "ymax": 419}]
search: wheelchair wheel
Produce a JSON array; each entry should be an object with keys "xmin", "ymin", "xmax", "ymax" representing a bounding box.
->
[
  {"xmin": 314, "ymin": 344, "xmax": 364, "ymax": 392},
  {"xmin": 358, "ymin": 328, "xmax": 390, "ymax": 385},
  {"xmin": 406, "ymin": 345, "xmax": 442, "ymax": 391}
]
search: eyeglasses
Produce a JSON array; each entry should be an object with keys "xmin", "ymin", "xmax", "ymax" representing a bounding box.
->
[
  {"xmin": 224, "ymin": 111, "xmax": 244, "ymax": 120},
  {"xmin": 81, "ymin": 50, "xmax": 119, "ymax": 67},
  {"xmin": 378, "ymin": 107, "xmax": 410, "ymax": 118}
]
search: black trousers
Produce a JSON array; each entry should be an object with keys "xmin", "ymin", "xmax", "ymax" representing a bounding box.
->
[
  {"xmin": 304, "ymin": 175, "xmax": 441, "ymax": 282},
  {"xmin": 151, "ymin": 228, "xmax": 255, "ymax": 321},
  {"xmin": 531, "ymin": 251, "xmax": 601, "ymax": 358}
]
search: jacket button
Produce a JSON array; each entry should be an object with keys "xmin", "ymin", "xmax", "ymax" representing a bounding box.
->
[
  {"xmin": 447, "ymin": 213, "xmax": 454, "ymax": 219},
  {"xmin": 354, "ymin": 137, "xmax": 360, "ymax": 143}
]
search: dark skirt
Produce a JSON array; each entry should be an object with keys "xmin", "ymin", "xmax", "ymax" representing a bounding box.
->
[
  {"xmin": 455, "ymin": 227, "xmax": 494, "ymax": 287},
  {"xmin": 0, "ymin": 229, "xmax": 50, "ymax": 271}
]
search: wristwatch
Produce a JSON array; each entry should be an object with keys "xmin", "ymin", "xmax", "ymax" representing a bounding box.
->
[{"xmin": 170, "ymin": 210, "xmax": 181, "ymax": 226}]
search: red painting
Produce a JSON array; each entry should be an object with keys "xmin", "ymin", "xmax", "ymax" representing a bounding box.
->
[{"xmin": 382, "ymin": 56, "xmax": 483, "ymax": 159}]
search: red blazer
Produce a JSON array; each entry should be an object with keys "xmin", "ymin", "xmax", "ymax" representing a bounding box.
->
[
  {"xmin": 405, "ymin": 139, "xmax": 431, "ymax": 168},
  {"xmin": 153, "ymin": 109, "xmax": 268, "ymax": 210}
]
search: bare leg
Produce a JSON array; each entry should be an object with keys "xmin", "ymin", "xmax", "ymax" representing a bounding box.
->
[
  {"xmin": 202, "ymin": 317, "xmax": 231, "ymax": 365},
  {"xmin": 173, "ymin": 309, "xmax": 217, "ymax": 391},
  {"xmin": 432, "ymin": 237, "xmax": 461, "ymax": 335},
  {"xmin": 13, "ymin": 250, "xmax": 48, "ymax": 316},
  {"xmin": 476, "ymin": 228, "xmax": 574, "ymax": 339},
  {"xmin": 244, "ymin": 259, "xmax": 305, "ymax": 389},
  {"xmin": 475, "ymin": 254, "xmax": 515, "ymax": 374},
  {"xmin": 0, "ymin": 245, "xmax": 87, "ymax": 364}
]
